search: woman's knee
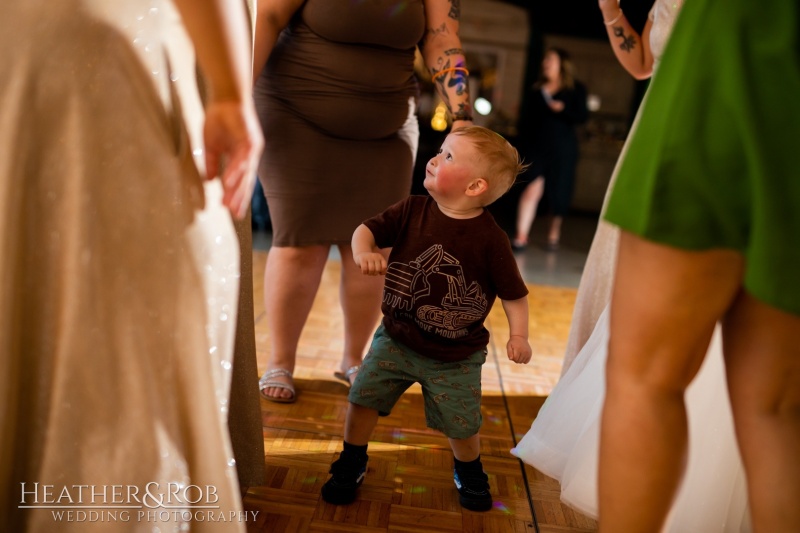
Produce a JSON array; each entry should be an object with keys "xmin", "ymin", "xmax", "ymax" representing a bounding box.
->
[
  {"xmin": 606, "ymin": 335, "xmax": 711, "ymax": 395},
  {"xmin": 723, "ymin": 292, "xmax": 800, "ymax": 420},
  {"xmin": 268, "ymin": 244, "xmax": 329, "ymax": 271}
]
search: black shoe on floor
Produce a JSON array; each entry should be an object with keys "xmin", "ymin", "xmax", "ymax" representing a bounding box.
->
[
  {"xmin": 321, "ymin": 450, "xmax": 368, "ymax": 505},
  {"xmin": 454, "ymin": 465, "xmax": 493, "ymax": 512},
  {"xmin": 511, "ymin": 239, "xmax": 528, "ymax": 252},
  {"xmin": 544, "ymin": 240, "xmax": 560, "ymax": 252}
]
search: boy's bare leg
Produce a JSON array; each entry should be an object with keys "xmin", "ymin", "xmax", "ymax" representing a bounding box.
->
[
  {"xmin": 344, "ymin": 403, "xmax": 380, "ymax": 445},
  {"xmin": 599, "ymin": 232, "xmax": 743, "ymax": 532},
  {"xmin": 449, "ymin": 434, "xmax": 481, "ymax": 462},
  {"xmin": 547, "ymin": 215, "xmax": 562, "ymax": 246},
  {"xmin": 322, "ymin": 402, "xmax": 378, "ymax": 505},
  {"xmin": 722, "ymin": 291, "xmax": 800, "ymax": 531}
]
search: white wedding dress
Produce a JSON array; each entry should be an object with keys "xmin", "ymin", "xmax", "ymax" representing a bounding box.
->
[
  {"xmin": 512, "ymin": 310, "xmax": 751, "ymax": 531},
  {"xmin": 512, "ymin": 1, "xmax": 751, "ymax": 530}
]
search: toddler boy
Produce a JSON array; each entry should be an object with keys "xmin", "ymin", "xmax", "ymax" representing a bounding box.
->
[{"xmin": 321, "ymin": 126, "xmax": 531, "ymax": 511}]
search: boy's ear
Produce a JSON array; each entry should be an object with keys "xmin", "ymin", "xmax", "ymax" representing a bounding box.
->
[{"xmin": 465, "ymin": 178, "xmax": 489, "ymax": 197}]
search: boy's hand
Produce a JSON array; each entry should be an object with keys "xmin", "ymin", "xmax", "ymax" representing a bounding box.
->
[
  {"xmin": 354, "ymin": 252, "xmax": 387, "ymax": 276},
  {"xmin": 507, "ymin": 335, "xmax": 532, "ymax": 364}
]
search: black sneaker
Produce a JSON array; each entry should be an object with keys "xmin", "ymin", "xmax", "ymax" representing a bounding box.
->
[
  {"xmin": 454, "ymin": 466, "xmax": 493, "ymax": 512},
  {"xmin": 320, "ymin": 450, "xmax": 368, "ymax": 505}
]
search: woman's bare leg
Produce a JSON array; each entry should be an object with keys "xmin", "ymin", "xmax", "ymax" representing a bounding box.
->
[
  {"xmin": 722, "ymin": 292, "xmax": 800, "ymax": 531},
  {"xmin": 599, "ymin": 232, "xmax": 743, "ymax": 532},
  {"xmin": 547, "ymin": 215, "xmax": 563, "ymax": 247},
  {"xmin": 337, "ymin": 244, "xmax": 387, "ymax": 382},
  {"xmin": 514, "ymin": 177, "xmax": 545, "ymax": 246},
  {"xmin": 261, "ymin": 245, "xmax": 329, "ymax": 400}
]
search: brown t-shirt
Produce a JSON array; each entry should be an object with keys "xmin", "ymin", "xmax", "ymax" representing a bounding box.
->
[{"xmin": 364, "ymin": 196, "xmax": 529, "ymax": 362}]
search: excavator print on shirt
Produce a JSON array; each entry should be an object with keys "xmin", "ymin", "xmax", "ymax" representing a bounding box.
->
[{"xmin": 383, "ymin": 244, "xmax": 487, "ymax": 339}]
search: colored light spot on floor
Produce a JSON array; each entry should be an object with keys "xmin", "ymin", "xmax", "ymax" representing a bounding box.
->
[{"xmin": 493, "ymin": 501, "xmax": 512, "ymax": 514}]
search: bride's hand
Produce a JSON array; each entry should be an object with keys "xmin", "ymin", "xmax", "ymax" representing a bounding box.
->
[
  {"xmin": 204, "ymin": 99, "xmax": 264, "ymax": 220},
  {"xmin": 598, "ymin": 0, "xmax": 620, "ymax": 16}
]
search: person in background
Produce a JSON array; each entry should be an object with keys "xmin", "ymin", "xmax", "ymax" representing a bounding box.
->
[
  {"xmin": 513, "ymin": 47, "xmax": 587, "ymax": 252},
  {"xmin": 253, "ymin": 0, "xmax": 473, "ymax": 403}
]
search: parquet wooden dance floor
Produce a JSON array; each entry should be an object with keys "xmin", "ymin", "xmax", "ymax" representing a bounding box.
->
[{"xmin": 243, "ymin": 251, "xmax": 597, "ymax": 532}]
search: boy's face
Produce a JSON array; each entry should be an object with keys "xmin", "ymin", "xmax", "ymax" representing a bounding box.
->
[{"xmin": 424, "ymin": 134, "xmax": 482, "ymax": 202}]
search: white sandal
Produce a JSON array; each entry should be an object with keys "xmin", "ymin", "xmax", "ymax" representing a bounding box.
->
[
  {"xmin": 333, "ymin": 365, "xmax": 361, "ymax": 387},
  {"xmin": 259, "ymin": 368, "xmax": 296, "ymax": 403}
]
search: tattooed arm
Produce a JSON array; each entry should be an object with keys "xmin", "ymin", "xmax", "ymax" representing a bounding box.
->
[
  {"xmin": 598, "ymin": 0, "xmax": 655, "ymax": 80},
  {"xmin": 420, "ymin": 0, "xmax": 473, "ymax": 129}
]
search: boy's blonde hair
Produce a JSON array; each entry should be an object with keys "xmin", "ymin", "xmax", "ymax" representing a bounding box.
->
[{"xmin": 451, "ymin": 126, "xmax": 527, "ymax": 206}]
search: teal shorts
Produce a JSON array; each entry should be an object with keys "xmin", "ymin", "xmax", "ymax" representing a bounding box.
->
[{"xmin": 348, "ymin": 325, "xmax": 487, "ymax": 439}]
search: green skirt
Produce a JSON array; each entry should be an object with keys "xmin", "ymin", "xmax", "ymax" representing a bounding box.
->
[{"xmin": 605, "ymin": 0, "xmax": 800, "ymax": 316}]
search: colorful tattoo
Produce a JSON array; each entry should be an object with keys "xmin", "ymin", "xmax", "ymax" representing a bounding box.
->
[
  {"xmin": 613, "ymin": 26, "xmax": 637, "ymax": 52},
  {"xmin": 444, "ymin": 48, "xmax": 464, "ymax": 56},
  {"xmin": 432, "ymin": 59, "xmax": 472, "ymax": 122}
]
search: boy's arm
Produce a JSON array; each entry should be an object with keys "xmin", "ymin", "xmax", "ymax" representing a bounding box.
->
[
  {"xmin": 352, "ymin": 224, "xmax": 387, "ymax": 276},
  {"xmin": 501, "ymin": 297, "xmax": 532, "ymax": 364}
]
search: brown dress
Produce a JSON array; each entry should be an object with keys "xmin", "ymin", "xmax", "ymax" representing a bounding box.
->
[{"xmin": 254, "ymin": 0, "xmax": 425, "ymax": 246}]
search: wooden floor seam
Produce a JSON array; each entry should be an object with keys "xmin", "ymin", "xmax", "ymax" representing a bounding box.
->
[{"xmin": 489, "ymin": 322, "xmax": 543, "ymax": 533}]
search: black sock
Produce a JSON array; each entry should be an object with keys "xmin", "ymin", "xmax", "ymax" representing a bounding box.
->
[
  {"xmin": 342, "ymin": 441, "xmax": 368, "ymax": 460},
  {"xmin": 454, "ymin": 456, "xmax": 482, "ymax": 471}
]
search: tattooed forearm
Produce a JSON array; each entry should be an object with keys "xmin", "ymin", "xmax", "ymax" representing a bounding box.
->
[
  {"xmin": 452, "ymin": 103, "xmax": 473, "ymax": 122},
  {"xmin": 613, "ymin": 26, "xmax": 636, "ymax": 52},
  {"xmin": 432, "ymin": 61, "xmax": 472, "ymax": 121},
  {"xmin": 426, "ymin": 22, "xmax": 449, "ymax": 40},
  {"xmin": 444, "ymin": 48, "xmax": 464, "ymax": 56},
  {"xmin": 448, "ymin": 0, "xmax": 461, "ymax": 19}
]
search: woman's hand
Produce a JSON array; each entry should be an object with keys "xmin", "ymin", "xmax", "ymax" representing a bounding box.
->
[
  {"xmin": 204, "ymin": 99, "xmax": 264, "ymax": 220},
  {"xmin": 173, "ymin": 0, "xmax": 263, "ymax": 219},
  {"xmin": 598, "ymin": 0, "xmax": 620, "ymax": 13},
  {"xmin": 598, "ymin": 0, "xmax": 622, "ymax": 21}
]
